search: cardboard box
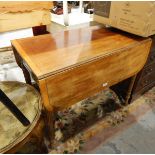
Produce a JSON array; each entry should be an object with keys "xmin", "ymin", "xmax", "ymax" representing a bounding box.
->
[
  {"xmin": 0, "ymin": 2, "xmax": 53, "ymax": 32},
  {"xmin": 94, "ymin": 2, "xmax": 155, "ymax": 37}
]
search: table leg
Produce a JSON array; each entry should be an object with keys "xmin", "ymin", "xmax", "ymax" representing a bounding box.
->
[
  {"xmin": 12, "ymin": 45, "xmax": 22, "ymax": 67},
  {"xmin": 43, "ymin": 109, "xmax": 56, "ymax": 149},
  {"xmin": 32, "ymin": 118, "xmax": 48, "ymax": 153},
  {"xmin": 125, "ymin": 74, "xmax": 137, "ymax": 105},
  {"xmin": 21, "ymin": 63, "xmax": 32, "ymax": 85}
]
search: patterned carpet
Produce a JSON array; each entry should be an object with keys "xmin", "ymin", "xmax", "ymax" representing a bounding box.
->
[
  {"xmin": 1, "ymin": 48, "xmax": 155, "ymax": 153},
  {"xmin": 50, "ymin": 86, "xmax": 155, "ymax": 154},
  {"xmin": 16, "ymin": 86, "xmax": 155, "ymax": 154},
  {"xmin": 80, "ymin": 86, "xmax": 155, "ymax": 154}
]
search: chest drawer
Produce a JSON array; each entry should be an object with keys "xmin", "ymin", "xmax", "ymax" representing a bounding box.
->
[
  {"xmin": 141, "ymin": 73, "xmax": 155, "ymax": 88},
  {"xmin": 142, "ymin": 62, "xmax": 155, "ymax": 78},
  {"xmin": 131, "ymin": 81, "xmax": 155, "ymax": 102},
  {"xmin": 134, "ymin": 65, "xmax": 155, "ymax": 92}
]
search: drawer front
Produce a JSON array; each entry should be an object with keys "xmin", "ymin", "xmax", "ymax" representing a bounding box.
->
[
  {"xmin": 141, "ymin": 73, "xmax": 155, "ymax": 88},
  {"xmin": 142, "ymin": 62, "xmax": 155, "ymax": 78},
  {"xmin": 132, "ymin": 81, "xmax": 155, "ymax": 102},
  {"xmin": 44, "ymin": 42, "xmax": 151, "ymax": 110},
  {"xmin": 134, "ymin": 69, "xmax": 155, "ymax": 93}
]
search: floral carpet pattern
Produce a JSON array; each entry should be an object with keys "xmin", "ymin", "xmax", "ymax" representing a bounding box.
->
[
  {"xmin": 51, "ymin": 89, "xmax": 123, "ymax": 153},
  {"xmin": 50, "ymin": 86, "xmax": 155, "ymax": 154},
  {"xmin": 54, "ymin": 89, "xmax": 122, "ymax": 141}
]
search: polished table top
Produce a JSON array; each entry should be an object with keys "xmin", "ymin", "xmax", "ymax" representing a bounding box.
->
[{"xmin": 12, "ymin": 26, "xmax": 146, "ymax": 79}]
